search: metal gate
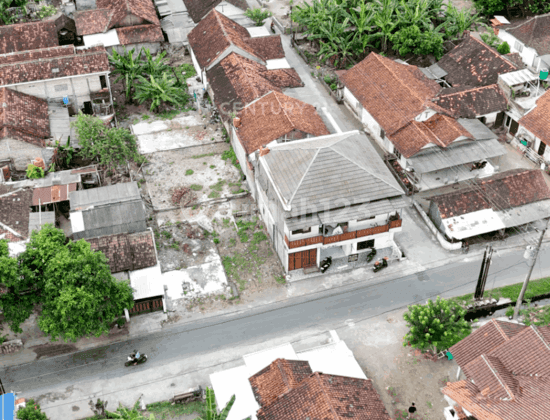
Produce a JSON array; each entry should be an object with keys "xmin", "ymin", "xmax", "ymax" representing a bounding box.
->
[
  {"xmin": 288, "ymin": 249, "xmax": 317, "ymax": 271},
  {"xmin": 129, "ymin": 296, "xmax": 164, "ymax": 316}
]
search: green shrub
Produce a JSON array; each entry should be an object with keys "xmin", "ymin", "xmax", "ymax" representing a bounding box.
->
[
  {"xmin": 16, "ymin": 399, "xmax": 49, "ymax": 420},
  {"xmin": 190, "ymin": 184, "xmax": 203, "ymax": 191},
  {"xmin": 26, "ymin": 164, "xmax": 44, "ymax": 179},
  {"xmin": 185, "ymin": 169, "xmax": 194, "ymax": 176},
  {"xmin": 245, "ymin": 8, "xmax": 272, "ymax": 26},
  {"xmin": 497, "ymin": 41, "xmax": 510, "ymax": 54}
]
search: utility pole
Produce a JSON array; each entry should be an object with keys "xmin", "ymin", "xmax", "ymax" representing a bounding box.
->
[
  {"xmin": 474, "ymin": 245, "xmax": 493, "ymax": 300},
  {"xmin": 513, "ymin": 218, "xmax": 550, "ymax": 320}
]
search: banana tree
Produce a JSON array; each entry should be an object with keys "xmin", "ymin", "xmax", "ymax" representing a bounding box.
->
[
  {"xmin": 108, "ymin": 47, "xmax": 143, "ymax": 103},
  {"xmin": 350, "ymin": 2, "xmax": 376, "ymax": 57},
  {"xmin": 370, "ymin": 0, "xmax": 400, "ymax": 52},
  {"xmin": 141, "ymin": 48, "xmax": 170, "ymax": 78},
  {"xmin": 105, "ymin": 399, "xmax": 156, "ymax": 419},
  {"xmin": 134, "ymin": 73, "xmax": 189, "ymax": 112},
  {"xmin": 197, "ymin": 388, "xmax": 236, "ymax": 420},
  {"xmin": 444, "ymin": 5, "xmax": 484, "ymax": 39}
]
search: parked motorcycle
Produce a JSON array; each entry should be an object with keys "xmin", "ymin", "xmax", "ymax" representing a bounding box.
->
[
  {"xmin": 125, "ymin": 354, "xmax": 148, "ymax": 367},
  {"xmin": 320, "ymin": 256, "xmax": 332, "ymax": 273},
  {"xmin": 372, "ymin": 257, "xmax": 388, "ymax": 273},
  {"xmin": 366, "ymin": 248, "xmax": 377, "ymax": 263}
]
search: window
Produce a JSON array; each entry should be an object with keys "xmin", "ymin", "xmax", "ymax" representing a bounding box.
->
[
  {"xmin": 357, "ymin": 215, "xmax": 376, "ymax": 222},
  {"xmin": 292, "ymin": 227, "xmax": 311, "ymax": 235},
  {"xmin": 514, "ymin": 40, "xmax": 523, "ymax": 52},
  {"xmin": 357, "ymin": 239, "xmax": 375, "ymax": 250},
  {"xmin": 380, "ymin": 128, "xmax": 385, "ymax": 139},
  {"xmin": 99, "ymin": 75, "xmax": 107, "ymax": 89},
  {"xmin": 394, "ymin": 148, "xmax": 402, "ymax": 159}
]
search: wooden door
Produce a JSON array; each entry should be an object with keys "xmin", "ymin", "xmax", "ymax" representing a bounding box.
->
[
  {"xmin": 509, "ymin": 119, "xmax": 519, "ymax": 135},
  {"xmin": 494, "ymin": 112, "xmax": 504, "ymax": 128},
  {"xmin": 288, "ymin": 249, "xmax": 317, "ymax": 271}
]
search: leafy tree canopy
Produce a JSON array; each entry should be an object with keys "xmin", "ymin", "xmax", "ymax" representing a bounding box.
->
[
  {"xmin": 16, "ymin": 399, "xmax": 49, "ymax": 420},
  {"xmin": 403, "ymin": 296, "xmax": 472, "ymax": 353},
  {"xmin": 0, "ymin": 226, "xmax": 134, "ymax": 341}
]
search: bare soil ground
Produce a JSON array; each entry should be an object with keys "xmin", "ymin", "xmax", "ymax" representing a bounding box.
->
[{"xmin": 341, "ymin": 308, "xmax": 459, "ymax": 420}]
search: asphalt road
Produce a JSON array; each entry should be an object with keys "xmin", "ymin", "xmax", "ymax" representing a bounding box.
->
[{"xmin": 2, "ymin": 244, "xmax": 550, "ymax": 395}]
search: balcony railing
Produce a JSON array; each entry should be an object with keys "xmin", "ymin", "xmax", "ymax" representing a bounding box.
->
[{"xmin": 285, "ymin": 216, "xmax": 401, "ymax": 249}]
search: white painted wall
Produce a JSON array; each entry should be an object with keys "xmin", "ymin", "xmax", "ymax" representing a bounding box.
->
[
  {"xmin": 479, "ymin": 111, "xmax": 499, "ymax": 125},
  {"xmin": 415, "ymin": 108, "xmax": 437, "ymax": 122},
  {"xmin": 287, "ymin": 224, "xmax": 320, "ymax": 242},
  {"xmin": 215, "ymin": 2, "xmax": 244, "ymax": 19},
  {"xmin": 498, "ymin": 30, "xmax": 538, "ymax": 68},
  {"xmin": 190, "ymin": 47, "xmax": 201, "ymax": 81}
]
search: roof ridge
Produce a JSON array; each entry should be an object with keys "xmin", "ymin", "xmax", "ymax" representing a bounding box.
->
[
  {"xmin": 276, "ymin": 359, "xmax": 291, "ymax": 388},
  {"xmin": 288, "ymin": 148, "xmax": 320, "ymax": 206},
  {"xmin": 416, "ymin": 119, "xmax": 447, "ymax": 148},
  {"xmin": 492, "ymin": 319, "xmax": 510, "ymax": 341},
  {"xmin": 481, "ymin": 355, "xmax": 515, "ymax": 400},
  {"xmin": 273, "ymin": 91, "xmax": 294, "ymax": 130},
  {"xmin": 374, "ymin": 53, "xmax": 433, "ymax": 106},
  {"xmin": 233, "ymin": 54, "xmax": 264, "ymax": 99},
  {"xmin": 531, "ymin": 325, "xmax": 550, "ymax": 352},
  {"xmin": 438, "ymin": 84, "xmax": 498, "ymax": 98},
  {"xmin": 313, "ymin": 373, "xmax": 340, "ymax": 420}
]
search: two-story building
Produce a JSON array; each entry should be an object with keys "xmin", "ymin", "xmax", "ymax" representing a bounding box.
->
[{"xmin": 255, "ymin": 130, "xmax": 405, "ymax": 274}]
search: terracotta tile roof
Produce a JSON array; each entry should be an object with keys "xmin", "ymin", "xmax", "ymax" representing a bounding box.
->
[
  {"xmin": 0, "ymin": 46, "xmax": 110, "ymax": 86},
  {"xmin": 437, "ymin": 33, "xmax": 518, "ymax": 87},
  {"xmin": 116, "ymin": 25, "xmax": 164, "ymax": 44},
  {"xmin": 429, "ymin": 169, "xmax": 550, "ymax": 219},
  {"xmin": 0, "ymin": 45, "xmax": 76, "ymax": 65},
  {"xmin": 256, "ymin": 372, "xmax": 391, "ymax": 420},
  {"xmin": 432, "ymin": 84, "xmax": 508, "ymax": 118},
  {"xmin": 443, "ymin": 324, "xmax": 550, "ymax": 419},
  {"xmin": 207, "ymin": 52, "xmax": 303, "ymax": 117},
  {"xmin": 88, "ymin": 230, "xmax": 157, "ymax": 273},
  {"xmin": 74, "ymin": 9, "xmax": 114, "ymax": 36},
  {"xmin": 519, "ymin": 90, "xmax": 550, "ymax": 146},
  {"xmin": 249, "ymin": 359, "xmax": 313, "ymax": 407},
  {"xmin": 0, "ymin": 188, "xmax": 33, "ymax": 242},
  {"xmin": 340, "ymin": 53, "xmax": 441, "ymax": 136},
  {"xmin": 32, "ymin": 183, "xmax": 77, "ymax": 206},
  {"xmin": 236, "ymin": 91, "xmax": 330, "ymax": 155},
  {"xmin": 443, "ymin": 376, "xmax": 550, "ymax": 420},
  {"xmin": 188, "ymin": 10, "xmax": 284, "ymax": 69},
  {"xmin": 504, "ymin": 53, "xmax": 524, "ymax": 69},
  {"xmin": 183, "ymin": 0, "xmax": 249, "ymax": 22},
  {"xmin": 506, "ymin": 14, "xmax": 550, "ymax": 55},
  {"xmin": 0, "ymin": 21, "xmax": 59, "ymax": 54},
  {"xmin": 74, "ymin": 0, "xmax": 159, "ymax": 36},
  {"xmin": 0, "ymin": 88, "xmax": 50, "ymax": 147},
  {"xmin": 389, "ymin": 114, "xmax": 472, "ymax": 158}
]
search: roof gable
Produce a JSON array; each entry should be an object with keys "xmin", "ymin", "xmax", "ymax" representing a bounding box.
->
[
  {"xmin": 340, "ymin": 53, "xmax": 441, "ymax": 135},
  {"xmin": 183, "ymin": 0, "xmax": 249, "ymax": 23},
  {"xmin": 0, "ymin": 21, "xmax": 59, "ymax": 54},
  {"xmin": 236, "ymin": 91, "xmax": 329, "ymax": 155},
  {"xmin": 437, "ymin": 34, "xmax": 518, "ymax": 87},
  {"xmin": 506, "ymin": 14, "xmax": 550, "ymax": 56},
  {"xmin": 433, "ymin": 84, "xmax": 508, "ymax": 118},
  {"xmin": 188, "ymin": 10, "xmax": 284, "ymax": 69}
]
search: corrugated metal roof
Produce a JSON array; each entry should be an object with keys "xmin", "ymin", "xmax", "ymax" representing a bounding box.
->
[
  {"xmin": 408, "ymin": 139, "xmax": 507, "ymax": 174},
  {"xmin": 458, "ymin": 118, "xmax": 498, "ymax": 140},
  {"xmin": 71, "ymin": 199, "xmax": 147, "ymax": 239},
  {"xmin": 263, "ymin": 132, "xmax": 404, "ymax": 217},
  {"xmin": 317, "ymin": 197, "xmax": 407, "ymax": 224},
  {"xmin": 70, "ymin": 182, "xmax": 140, "ymax": 210},
  {"xmin": 499, "ymin": 69, "xmax": 538, "ymax": 86},
  {"xmin": 28, "ymin": 211, "xmax": 55, "ymax": 233},
  {"xmin": 498, "ymin": 199, "xmax": 550, "ymax": 228},
  {"xmin": 421, "ymin": 64, "xmax": 448, "ymax": 80},
  {"xmin": 33, "ymin": 169, "xmax": 80, "ymax": 187}
]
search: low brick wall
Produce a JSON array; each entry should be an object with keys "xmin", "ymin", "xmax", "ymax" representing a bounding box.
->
[{"xmin": 1, "ymin": 339, "xmax": 23, "ymax": 354}]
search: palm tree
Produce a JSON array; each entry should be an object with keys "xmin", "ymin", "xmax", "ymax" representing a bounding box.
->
[
  {"xmin": 196, "ymin": 388, "xmax": 235, "ymax": 420},
  {"xmin": 141, "ymin": 48, "xmax": 170, "ymax": 78},
  {"xmin": 108, "ymin": 47, "xmax": 143, "ymax": 103},
  {"xmin": 134, "ymin": 73, "xmax": 189, "ymax": 112}
]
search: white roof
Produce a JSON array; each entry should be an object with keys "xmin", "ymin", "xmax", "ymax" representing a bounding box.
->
[
  {"xmin": 210, "ymin": 366, "xmax": 260, "ymax": 420},
  {"xmin": 129, "ymin": 264, "xmax": 165, "ymax": 300},
  {"xmin": 442, "ymin": 208, "xmax": 506, "ymax": 240},
  {"xmin": 499, "ymin": 69, "xmax": 539, "ymax": 86},
  {"xmin": 83, "ymin": 29, "xmax": 120, "ymax": 48},
  {"xmin": 247, "ymin": 26, "xmax": 271, "ymax": 38},
  {"xmin": 265, "ymin": 58, "xmax": 291, "ymax": 70},
  {"xmin": 494, "ymin": 15, "xmax": 510, "ymax": 24},
  {"xmin": 70, "ymin": 211, "xmax": 85, "ymax": 233}
]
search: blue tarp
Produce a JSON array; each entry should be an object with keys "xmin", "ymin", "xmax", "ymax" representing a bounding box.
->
[{"xmin": 0, "ymin": 393, "xmax": 15, "ymax": 420}]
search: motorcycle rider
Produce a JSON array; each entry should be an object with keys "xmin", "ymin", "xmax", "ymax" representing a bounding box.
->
[{"xmin": 128, "ymin": 349, "xmax": 141, "ymax": 365}]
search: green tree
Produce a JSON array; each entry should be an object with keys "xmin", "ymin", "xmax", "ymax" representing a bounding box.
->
[
  {"xmin": 371, "ymin": 0, "xmax": 400, "ymax": 52},
  {"xmin": 444, "ymin": 5, "xmax": 484, "ymax": 39},
  {"xmin": 109, "ymin": 47, "xmax": 142, "ymax": 102},
  {"xmin": 16, "ymin": 399, "xmax": 49, "ymax": 420},
  {"xmin": 141, "ymin": 48, "xmax": 170, "ymax": 78},
  {"xmin": 245, "ymin": 7, "xmax": 272, "ymax": 26},
  {"xmin": 497, "ymin": 41, "xmax": 511, "ymax": 54},
  {"xmin": 196, "ymin": 388, "xmax": 235, "ymax": 420},
  {"xmin": 134, "ymin": 74, "xmax": 189, "ymax": 112},
  {"xmin": 0, "ymin": 226, "xmax": 135, "ymax": 341},
  {"xmin": 72, "ymin": 112, "xmax": 145, "ymax": 170},
  {"xmin": 26, "ymin": 164, "xmax": 44, "ymax": 179},
  {"xmin": 403, "ymin": 296, "xmax": 472, "ymax": 353},
  {"xmin": 391, "ymin": 24, "xmax": 444, "ymax": 58},
  {"xmin": 0, "ymin": 0, "xmax": 15, "ymax": 25}
]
